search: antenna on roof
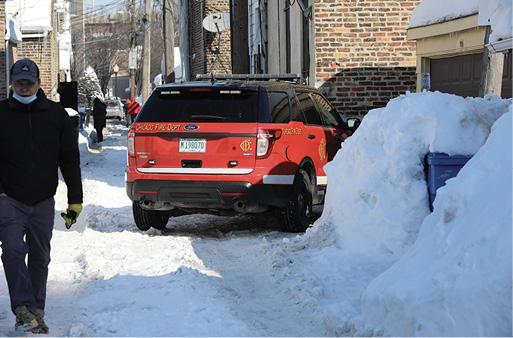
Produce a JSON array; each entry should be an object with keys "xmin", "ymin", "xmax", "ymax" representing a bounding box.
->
[{"xmin": 202, "ymin": 12, "xmax": 230, "ymax": 33}]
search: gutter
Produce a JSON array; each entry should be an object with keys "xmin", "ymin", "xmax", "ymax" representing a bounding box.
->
[{"xmin": 486, "ymin": 38, "xmax": 513, "ymax": 53}]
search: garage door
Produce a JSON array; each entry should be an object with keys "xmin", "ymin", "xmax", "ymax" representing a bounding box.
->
[{"xmin": 431, "ymin": 53, "xmax": 512, "ymax": 98}]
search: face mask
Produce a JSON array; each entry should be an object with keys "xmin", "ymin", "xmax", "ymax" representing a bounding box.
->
[{"xmin": 12, "ymin": 92, "xmax": 37, "ymax": 105}]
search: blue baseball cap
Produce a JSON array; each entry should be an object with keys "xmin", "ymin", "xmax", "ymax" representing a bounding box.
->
[{"xmin": 11, "ymin": 58, "xmax": 39, "ymax": 83}]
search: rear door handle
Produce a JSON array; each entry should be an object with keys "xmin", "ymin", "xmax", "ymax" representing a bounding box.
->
[{"xmin": 307, "ymin": 134, "xmax": 315, "ymax": 139}]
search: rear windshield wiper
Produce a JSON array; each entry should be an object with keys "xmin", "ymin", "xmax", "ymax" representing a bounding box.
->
[{"xmin": 191, "ymin": 115, "xmax": 227, "ymax": 121}]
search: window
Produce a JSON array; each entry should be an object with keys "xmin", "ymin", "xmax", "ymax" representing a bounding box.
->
[
  {"xmin": 137, "ymin": 89, "xmax": 259, "ymax": 123},
  {"xmin": 268, "ymin": 92, "xmax": 290, "ymax": 123},
  {"xmin": 311, "ymin": 93, "xmax": 342, "ymax": 127},
  {"xmin": 296, "ymin": 92, "xmax": 323, "ymax": 125},
  {"xmin": 290, "ymin": 95, "xmax": 302, "ymax": 122}
]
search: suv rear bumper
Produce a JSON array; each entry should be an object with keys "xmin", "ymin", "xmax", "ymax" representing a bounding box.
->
[
  {"xmin": 126, "ymin": 179, "xmax": 294, "ymax": 212},
  {"xmin": 106, "ymin": 109, "xmax": 124, "ymax": 119}
]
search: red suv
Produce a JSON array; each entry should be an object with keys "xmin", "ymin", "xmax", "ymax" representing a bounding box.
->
[{"xmin": 125, "ymin": 74, "xmax": 354, "ymax": 232}]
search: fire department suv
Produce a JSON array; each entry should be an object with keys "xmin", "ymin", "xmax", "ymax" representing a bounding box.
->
[{"xmin": 125, "ymin": 74, "xmax": 354, "ymax": 232}]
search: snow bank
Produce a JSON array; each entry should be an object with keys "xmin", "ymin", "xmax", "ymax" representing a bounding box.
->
[
  {"xmin": 261, "ymin": 92, "xmax": 511, "ymax": 336},
  {"xmin": 312, "ymin": 91, "xmax": 497, "ymax": 257},
  {"xmin": 361, "ymin": 108, "xmax": 512, "ymax": 336}
]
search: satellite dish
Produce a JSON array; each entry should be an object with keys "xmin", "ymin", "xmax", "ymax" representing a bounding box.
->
[{"xmin": 202, "ymin": 12, "xmax": 230, "ymax": 33}]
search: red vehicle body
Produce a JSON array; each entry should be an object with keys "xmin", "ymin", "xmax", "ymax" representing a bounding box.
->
[{"xmin": 126, "ymin": 75, "xmax": 353, "ymax": 232}]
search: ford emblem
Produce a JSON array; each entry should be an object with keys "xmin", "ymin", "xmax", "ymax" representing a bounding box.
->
[{"xmin": 184, "ymin": 124, "xmax": 199, "ymax": 131}]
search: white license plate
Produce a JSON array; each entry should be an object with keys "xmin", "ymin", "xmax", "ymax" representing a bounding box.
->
[{"xmin": 179, "ymin": 138, "xmax": 206, "ymax": 153}]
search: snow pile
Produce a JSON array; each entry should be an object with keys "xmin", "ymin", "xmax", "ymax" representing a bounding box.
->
[
  {"xmin": 362, "ymin": 107, "xmax": 512, "ymax": 336},
  {"xmin": 315, "ymin": 91, "xmax": 497, "ymax": 257},
  {"xmin": 264, "ymin": 92, "xmax": 511, "ymax": 336},
  {"xmin": 409, "ymin": 0, "xmax": 479, "ymax": 28}
]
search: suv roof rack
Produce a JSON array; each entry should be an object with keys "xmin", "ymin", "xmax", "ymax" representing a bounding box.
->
[{"xmin": 195, "ymin": 73, "xmax": 303, "ymax": 84}]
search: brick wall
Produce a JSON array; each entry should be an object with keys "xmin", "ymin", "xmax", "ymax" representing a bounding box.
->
[
  {"xmin": 188, "ymin": 0, "xmax": 232, "ymax": 79},
  {"xmin": 18, "ymin": 37, "xmax": 58, "ymax": 101},
  {"xmin": 16, "ymin": 0, "xmax": 59, "ymax": 101},
  {"xmin": 314, "ymin": 0, "xmax": 421, "ymax": 116}
]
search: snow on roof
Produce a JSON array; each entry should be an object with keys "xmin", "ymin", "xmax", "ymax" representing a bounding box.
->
[
  {"xmin": 479, "ymin": 0, "xmax": 513, "ymax": 43},
  {"xmin": 5, "ymin": 0, "xmax": 52, "ymax": 34},
  {"xmin": 409, "ymin": 0, "xmax": 512, "ymax": 44},
  {"xmin": 19, "ymin": 0, "xmax": 52, "ymax": 32},
  {"xmin": 409, "ymin": 0, "xmax": 479, "ymax": 28}
]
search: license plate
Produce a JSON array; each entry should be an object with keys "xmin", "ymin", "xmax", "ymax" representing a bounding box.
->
[{"xmin": 179, "ymin": 138, "xmax": 206, "ymax": 153}]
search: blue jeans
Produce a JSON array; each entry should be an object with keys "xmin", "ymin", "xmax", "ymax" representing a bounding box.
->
[{"xmin": 0, "ymin": 196, "xmax": 55, "ymax": 314}]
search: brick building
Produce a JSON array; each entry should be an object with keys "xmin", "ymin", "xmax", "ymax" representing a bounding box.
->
[
  {"xmin": 314, "ymin": 0, "xmax": 422, "ymax": 116},
  {"xmin": 17, "ymin": 36, "xmax": 60, "ymax": 100},
  {"xmin": 83, "ymin": 13, "xmax": 131, "ymax": 35},
  {"xmin": 3, "ymin": 0, "xmax": 61, "ymax": 101},
  {"xmin": 181, "ymin": 0, "xmax": 232, "ymax": 80},
  {"xmin": 182, "ymin": 0, "xmax": 420, "ymax": 117}
]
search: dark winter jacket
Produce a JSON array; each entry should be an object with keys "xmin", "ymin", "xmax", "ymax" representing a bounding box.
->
[
  {"xmin": 92, "ymin": 98, "xmax": 107, "ymax": 129},
  {"xmin": 0, "ymin": 89, "xmax": 83, "ymax": 205}
]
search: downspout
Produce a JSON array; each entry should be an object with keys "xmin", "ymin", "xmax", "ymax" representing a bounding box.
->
[
  {"xmin": 285, "ymin": 1, "xmax": 290, "ymax": 73},
  {"xmin": 5, "ymin": 12, "xmax": 21, "ymax": 98},
  {"xmin": 6, "ymin": 40, "xmax": 9, "ymax": 98},
  {"xmin": 179, "ymin": 0, "xmax": 190, "ymax": 81}
]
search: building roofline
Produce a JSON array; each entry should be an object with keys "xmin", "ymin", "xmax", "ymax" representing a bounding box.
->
[{"xmin": 407, "ymin": 14, "xmax": 479, "ymax": 40}]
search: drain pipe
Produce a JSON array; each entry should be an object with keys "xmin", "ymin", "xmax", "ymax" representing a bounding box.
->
[{"xmin": 5, "ymin": 39, "xmax": 9, "ymax": 98}]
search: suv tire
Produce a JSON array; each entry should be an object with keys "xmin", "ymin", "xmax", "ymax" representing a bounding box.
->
[
  {"xmin": 276, "ymin": 169, "xmax": 313, "ymax": 232},
  {"xmin": 132, "ymin": 202, "xmax": 169, "ymax": 231}
]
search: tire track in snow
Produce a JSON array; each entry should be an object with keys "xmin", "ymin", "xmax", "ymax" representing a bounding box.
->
[{"xmin": 191, "ymin": 235, "xmax": 327, "ymax": 337}]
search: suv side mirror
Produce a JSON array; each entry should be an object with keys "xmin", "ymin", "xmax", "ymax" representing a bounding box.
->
[{"xmin": 346, "ymin": 117, "xmax": 361, "ymax": 131}]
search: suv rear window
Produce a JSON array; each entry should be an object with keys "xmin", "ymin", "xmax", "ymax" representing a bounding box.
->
[{"xmin": 136, "ymin": 88, "xmax": 259, "ymax": 123}]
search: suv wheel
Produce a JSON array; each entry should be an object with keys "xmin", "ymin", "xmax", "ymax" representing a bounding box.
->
[
  {"xmin": 275, "ymin": 169, "xmax": 313, "ymax": 232},
  {"xmin": 132, "ymin": 202, "xmax": 169, "ymax": 231}
]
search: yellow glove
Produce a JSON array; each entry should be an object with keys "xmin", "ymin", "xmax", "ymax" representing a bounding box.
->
[{"xmin": 61, "ymin": 204, "xmax": 83, "ymax": 229}]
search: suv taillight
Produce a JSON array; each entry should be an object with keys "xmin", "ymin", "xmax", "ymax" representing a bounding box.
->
[
  {"xmin": 257, "ymin": 129, "xmax": 274, "ymax": 158},
  {"xmin": 127, "ymin": 131, "xmax": 135, "ymax": 156}
]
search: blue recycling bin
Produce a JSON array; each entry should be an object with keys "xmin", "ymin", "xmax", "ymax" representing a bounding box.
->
[{"xmin": 426, "ymin": 152, "xmax": 472, "ymax": 211}]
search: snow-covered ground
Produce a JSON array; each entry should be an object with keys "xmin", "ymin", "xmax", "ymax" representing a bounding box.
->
[{"xmin": 0, "ymin": 91, "xmax": 510, "ymax": 337}]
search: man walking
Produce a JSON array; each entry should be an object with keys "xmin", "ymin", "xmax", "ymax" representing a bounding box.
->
[
  {"xmin": 0, "ymin": 58, "xmax": 83, "ymax": 333},
  {"xmin": 92, "ymin": 97, "xmax": 107, "ymax": 142}
]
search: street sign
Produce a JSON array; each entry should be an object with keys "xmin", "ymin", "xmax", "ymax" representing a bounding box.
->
[{"xmin": 129, "ymin": 49, "xmax": 137, "ymax": 69}]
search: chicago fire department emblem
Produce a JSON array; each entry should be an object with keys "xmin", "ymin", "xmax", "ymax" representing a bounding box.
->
[
  {"xmin": 319, "ymin": 139, "xmax": 326, "ymax": 162},
  {"xmin": 240, "ymin": 140, "xmax": 252, "ymax": 152}
]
